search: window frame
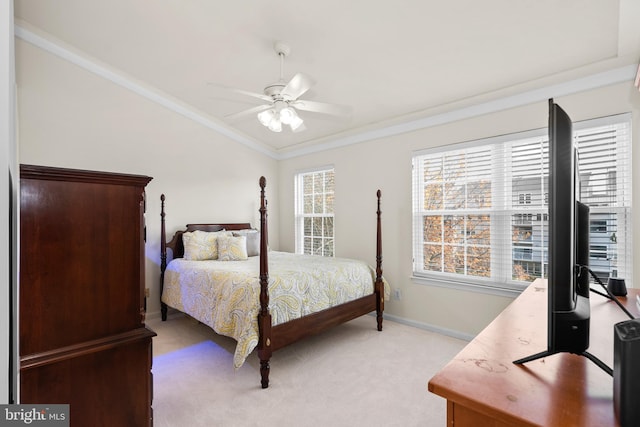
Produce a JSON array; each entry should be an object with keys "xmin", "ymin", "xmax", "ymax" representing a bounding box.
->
[
  {"xmin": 411, "ymin": 113, "xmax": 632, "ymax": 296},
  {"xmin": 294, "ymin": 166, "xmax": 336, "ymax": 256}
]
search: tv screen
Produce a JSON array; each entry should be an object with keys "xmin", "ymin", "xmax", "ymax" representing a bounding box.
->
[
  {"xmin": 547, "ymin": 99, "xmax": 590, "ymax": 354},
  {"xmin": 514, "ymin": 99, "xmax": 591, "ymax": 364}
]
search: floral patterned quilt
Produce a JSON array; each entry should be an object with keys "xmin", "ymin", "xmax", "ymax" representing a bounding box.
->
[{"xmin": 161, "ymin": 251, "xmax": 389, "ymax": 368}]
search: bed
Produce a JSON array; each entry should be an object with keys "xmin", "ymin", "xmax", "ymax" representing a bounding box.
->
[{"xmin": 159, "ymin": 176, "xmax": 386, "ymax": 388}]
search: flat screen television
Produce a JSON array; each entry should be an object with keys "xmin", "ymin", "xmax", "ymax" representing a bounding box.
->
[{"xmin": 514, "ymin": 99, "xmax": 610, "ymax": 374}]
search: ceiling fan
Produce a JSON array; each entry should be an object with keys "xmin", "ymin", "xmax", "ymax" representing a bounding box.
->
[{"xmin": 217, "ymin": 41, "xmax": 351, "ymax": 133}]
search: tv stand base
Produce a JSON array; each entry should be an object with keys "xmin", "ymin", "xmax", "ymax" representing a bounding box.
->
[{"xmin": 514, "ymin": 350, "xmax": 612, "ymax": 376}]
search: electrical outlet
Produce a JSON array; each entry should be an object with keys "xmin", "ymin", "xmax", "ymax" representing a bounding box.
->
[{"xmin": 393, "ymin": 289, "xmax": 402, "ymax": 300}]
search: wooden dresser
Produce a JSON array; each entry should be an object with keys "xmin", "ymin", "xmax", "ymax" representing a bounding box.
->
[
  {"xmin": 428, "ymin": 279, "xmax": 640, "ymax": 426},
  {"xmin": 19, "ymin": 164, "xmax": 155, "ymax": 427}
]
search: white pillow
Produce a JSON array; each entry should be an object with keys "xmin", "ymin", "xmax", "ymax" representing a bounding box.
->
[
  {"xmin": 232, "ymin": 229, "xmax": 260, "ymax": 257},
  {"xmin": 218, "ymin": 234, "xmax": 249, "ymax": 261},
  {"xmin": 182, "ymin": 230, "xmax": 228, "ymax": 260}
]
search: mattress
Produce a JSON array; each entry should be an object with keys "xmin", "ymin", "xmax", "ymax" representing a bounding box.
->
[{"xmin": 161, "ymin": 250, "xmax": 388, "ymax": 368}]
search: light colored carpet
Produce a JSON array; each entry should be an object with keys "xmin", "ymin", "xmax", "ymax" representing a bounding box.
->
[{"xmin": 148, "ymin": 314, "xmax": 467, "ymax": 427}]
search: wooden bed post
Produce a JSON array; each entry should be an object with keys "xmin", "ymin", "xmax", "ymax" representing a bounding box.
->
[
  {"xmin": 375, "ymin": 190, "xmax": 384, "ymax": 331},
  {"xmin": 257, "ymin": 176, "xmax": 273, "ymax": 388},
  {"xmin": 160, "ymin": 194, "xmax": 168, "ymax": 321}
]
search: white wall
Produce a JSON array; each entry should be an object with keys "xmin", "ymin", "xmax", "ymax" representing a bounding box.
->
[
  {"xmin": 14, "ymin": 19, "xmax": 640, "ymax": 340},
  {"xmin": 1, "ymin": 0, "xmax": 17, "ymax": 404},
  {"xmin": 15, "ymin": 38, "xmax": 279, "ymax": 319},
  {"xmin": 278, "ymin": 82, "xmax": 640, "ymax": 338}
]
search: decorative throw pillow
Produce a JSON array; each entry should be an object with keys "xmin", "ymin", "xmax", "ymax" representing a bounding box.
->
[
  {"xmin": 182, "ymin": 230, "xmax": 228, "ymax": 260},
  {"xmin": 232, "ymin": 229, "xmax": 260, "ymax": 257},
  {"xmin": 218, "ymin": 234, "xmax": 249, "ymax": 261}
]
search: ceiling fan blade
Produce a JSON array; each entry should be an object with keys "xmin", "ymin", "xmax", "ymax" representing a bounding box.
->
[
  {"xmin": 281, "ymin": 73, "xmax": 315, "ymax": 100},
  {"xmin": 224, "ymin": 104, "xmax": 272, "ymax": 122},
  {"xmin": 291, "ymin": 99, "xmax": 352, "ymax": 117},
  {"xmin": 231, "ymin": 88, "xmax": 272, "ymax": 102},
  {"xmin": 207, "ymin": 82, "xmax": 271, "ymax": 102}
]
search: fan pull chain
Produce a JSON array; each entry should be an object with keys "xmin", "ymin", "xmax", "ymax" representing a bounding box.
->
[{"xmin": 279, "ymin": 51, "xmax": 285, "ymax": 81}]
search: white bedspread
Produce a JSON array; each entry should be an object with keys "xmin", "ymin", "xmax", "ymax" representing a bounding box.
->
[{"xmin": 161, "ymin": 251, "xmax": 389, "ymax": 368}]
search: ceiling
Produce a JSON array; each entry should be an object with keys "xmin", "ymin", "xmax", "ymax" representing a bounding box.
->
[{"xmin": 14, "ymin": 0, "xmax": 640, "ymax": 158}]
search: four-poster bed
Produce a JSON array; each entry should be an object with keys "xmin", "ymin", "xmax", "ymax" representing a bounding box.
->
[{"xmin": 159, "ymin": 176, "xmax": 386, "ymax": 388}]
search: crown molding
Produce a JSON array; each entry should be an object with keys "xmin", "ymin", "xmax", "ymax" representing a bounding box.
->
[
  {"xmin": 15, "ymin": 24, "xmax": 638, "ymax": 162},
  {"xmin": 277, "ymin": 64, "xmax": 638, "ymax": 159},
  {"xmin": 14, "ymin": 24, "xmax": 279, "ymax": 159}
]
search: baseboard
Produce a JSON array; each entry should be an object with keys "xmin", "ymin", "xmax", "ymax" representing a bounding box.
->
[
  {"xmin": 147, "ymin": 307, "xmax": 475, "ymax": 343},
  {"xmin": 382, "ymin": 312, "xmax": 475, "ymax": 342}
]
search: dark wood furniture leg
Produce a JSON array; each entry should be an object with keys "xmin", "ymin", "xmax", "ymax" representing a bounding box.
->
[
  {"xmin": 160, "ymin": 194, "xmax": 168, "ymax": 321},
  {"xmin": 258, "ymin": 176, "xmax": 272, "ymax": 388},
  {"xmin": 375, "ymin": 189, "xmax": 384, "ymax": 331}
]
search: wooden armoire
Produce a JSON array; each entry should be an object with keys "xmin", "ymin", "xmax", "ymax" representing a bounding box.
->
[{"xmin": 19, "ymin": 164, "xmax": 155, "ymax": 427}]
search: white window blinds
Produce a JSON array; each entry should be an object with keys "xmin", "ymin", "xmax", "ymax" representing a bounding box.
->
[
  {"xmin": 294, "ymin": 168, "xmax": 335, "ymax": 256},
  {"xmin": 412, "ymin": 113, "xmax": 632, "ymax": 290}
]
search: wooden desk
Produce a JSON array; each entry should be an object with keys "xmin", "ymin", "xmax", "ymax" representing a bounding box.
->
[{"xmin": 428, "ymin": 279, "xmax": 639, "ymax": 426}]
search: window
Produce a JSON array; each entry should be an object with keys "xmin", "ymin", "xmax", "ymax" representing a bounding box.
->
[
  {"xmin": 412, "ymin": 114, "xmax": 632, "ymax": 291},
  {"xmin": 518, "ymin": 193, "xmax": 532, "ymax": 205},
  {"xmin": 294, "ymin": 168, "xmax": 335, "ymax": 256}
]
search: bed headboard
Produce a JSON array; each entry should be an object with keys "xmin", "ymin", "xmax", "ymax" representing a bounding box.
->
[{"xmin": 164, "ymin": 222, "xmax": 252, "ymax": 260}]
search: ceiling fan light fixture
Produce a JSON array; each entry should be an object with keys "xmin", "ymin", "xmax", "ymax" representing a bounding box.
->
[
  {"xmin": 257, "ymin": 105, "xmax": 302, "ymax": 132},
  {"xmin": 289, "ymin": 115, "xmax": 304, "ymax": 131},
  {"xmin": 279, "ymin": 106, "xmax": 297, "ymax": 125},
  {"xmin": 257, "ymin": 109, "xmax": 276, "ymax": 126},
  {"xmin": 221, "ymin": 42, "xmax": 346, "ymax": 135},
  {"xmin": 267, "ymin": 117, "xmax": 282, "ymax": 132}
]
